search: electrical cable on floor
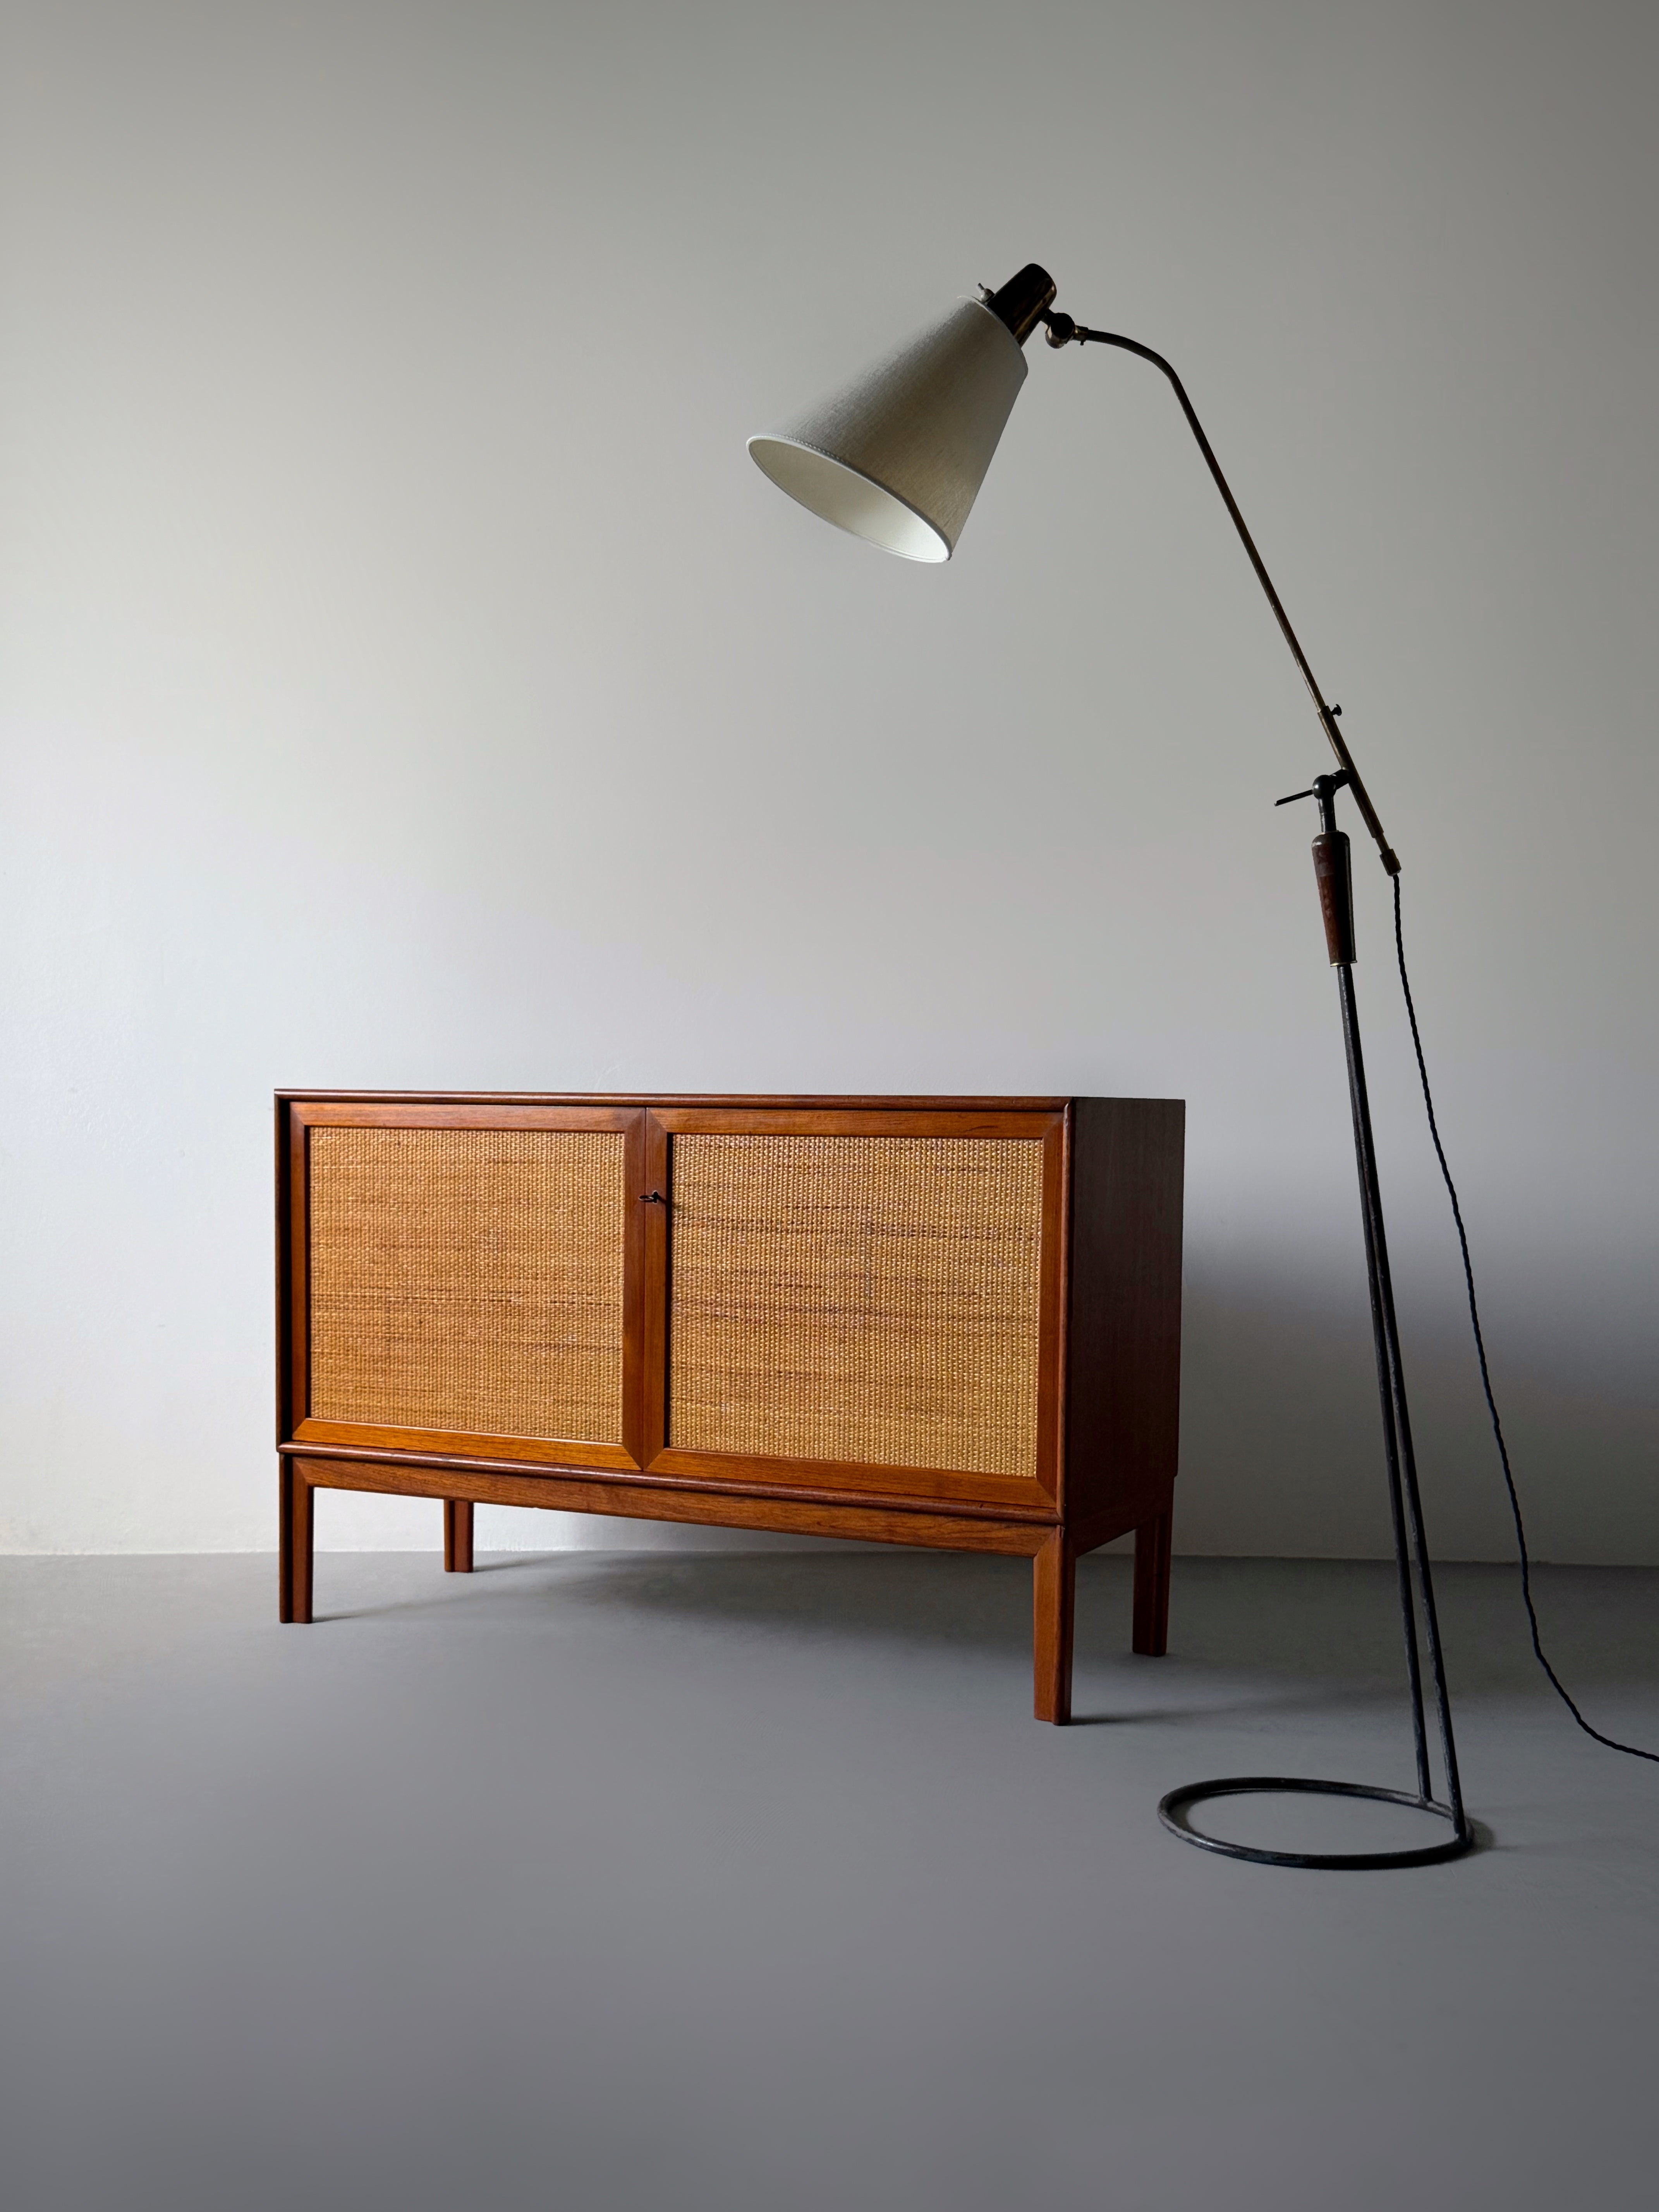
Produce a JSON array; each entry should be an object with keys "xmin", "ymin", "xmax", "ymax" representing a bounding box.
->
[{"xmin": 1392, "ymin": 873, "xmax": 1659, "ymax": 1765}]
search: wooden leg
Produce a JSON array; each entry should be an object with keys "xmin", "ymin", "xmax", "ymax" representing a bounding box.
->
[
  {"xmin": 279, "ymin": 1462, "xmax": 314, "ymax": 1625},
  {"xmin": 1033, "ymin": 1531, "xmax": 1075, "ymax": 1724},
  {"xmin": 444, "ymin": 1498, "xmax": 475, "ymax": 1573},
  {"xmin": 1132, "ymin": 1506, "xmax": 1173, "ymax": 1657}
]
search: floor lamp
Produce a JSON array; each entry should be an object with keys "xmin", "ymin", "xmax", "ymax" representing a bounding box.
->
[{"xmin": 748, "ymin": 263, "xmax": 1474, "ymax": 1869}]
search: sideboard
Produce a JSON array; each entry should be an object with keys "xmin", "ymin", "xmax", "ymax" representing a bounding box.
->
[{"xmin": 276, "ymin": 1092, "xmax": 1184, "ymax": 1721}]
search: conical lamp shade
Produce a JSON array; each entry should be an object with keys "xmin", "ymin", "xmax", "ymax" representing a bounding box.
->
[{"xmin": 748, "ymin": 298, "xmax": 1028, "ymax": 562}]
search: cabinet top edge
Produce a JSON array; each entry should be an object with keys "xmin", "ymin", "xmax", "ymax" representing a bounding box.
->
[{"xmin": 273, "ymin": 1091, "xmax": 1183, "ymax": 1109}]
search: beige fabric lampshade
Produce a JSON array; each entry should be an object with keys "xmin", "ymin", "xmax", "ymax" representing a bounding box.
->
[{"xmin": 747, "ymin": 298, "xmax": 1029, "ymax": 562}]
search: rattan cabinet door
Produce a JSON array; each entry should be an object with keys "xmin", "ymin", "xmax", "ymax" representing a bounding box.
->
[
  {"xmin": 647, "ymin": 1108, "xmax": 1066, "ymax": 1510},
  {"xmin": 287, "ymin": 1103, "xmax": 647, "ymax": 1470}
]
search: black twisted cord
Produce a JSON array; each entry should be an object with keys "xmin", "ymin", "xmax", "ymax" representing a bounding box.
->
[{"xmin": 1392, "ymin": 873, "xmax": 1659, "ymax": 1763}]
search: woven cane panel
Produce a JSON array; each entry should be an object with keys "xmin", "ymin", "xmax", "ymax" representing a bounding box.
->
[
  {"xmin": 668, "ymin": 1134, "xmax": 1044, "ymax": 1477},
  {"xmin": 308, "ymin": 1127, "xmax": 626, "ymax": 1443}
]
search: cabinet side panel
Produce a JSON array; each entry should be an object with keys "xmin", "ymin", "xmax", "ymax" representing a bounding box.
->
[
  {"xmin": 276, "ymin": 1097, "xmax": 295, "ymax": 1444},
  {"xmin": 1064, "ymin": 1099, "xmax": 1185, "ymax": 1532}
]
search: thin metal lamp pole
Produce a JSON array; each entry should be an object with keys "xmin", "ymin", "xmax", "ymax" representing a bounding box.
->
[
  {"xmin": 1156, "ymin": 772, "xmax": 1471, "ymax": 1865},
  {"xmin": 1040, "ymin": 309, "xmax": 1472, "ymax": 1866}
]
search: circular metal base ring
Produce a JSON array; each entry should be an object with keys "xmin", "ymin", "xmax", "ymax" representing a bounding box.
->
[{"xmin": 1159, "ymin": 1776, "xmax": 1475, "ymax": 1870}]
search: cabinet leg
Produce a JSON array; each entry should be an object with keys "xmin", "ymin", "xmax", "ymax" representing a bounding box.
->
[
  {"xmin": 444, "ymin": 1498, "xmax": 475, "ymax": 1573},
  {"xmin": 279, "ymin": 1463, "xmax": 314, "ymax": 1625},
  {"xmin": 1034, "ymin": 1531, "xmax": 1075, "ymax": 1724},
  {"xmin": 1132, "ymin": 1506, "xmax": 1173, "ymax": 1657}
]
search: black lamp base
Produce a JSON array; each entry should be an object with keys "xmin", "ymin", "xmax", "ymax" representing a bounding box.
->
[{"xmin": 1158, "ymin": 1776, "xmax": 1473, "ymax": 1871}]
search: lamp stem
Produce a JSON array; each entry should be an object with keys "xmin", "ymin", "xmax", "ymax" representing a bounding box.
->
[
  {"xmin": 1158, "ymin": 773, "xmax": 1471, "ymax": 1868},
  {"xmin": 1063, "ymin": 323, "xmax": 1400, "ymax": 875},
  {"xmin": 1052, "ymin": 315, "xmax": 1471, "ymax": 1856},
  {"xmin": 1316, "ymin": 778, "xmax": 1465, "ymax": 1829}
]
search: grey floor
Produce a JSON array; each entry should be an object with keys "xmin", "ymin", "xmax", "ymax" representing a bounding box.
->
[{"xmin": 3, "ymin": 1549, "xmax": 1657, "ymax": 2212}]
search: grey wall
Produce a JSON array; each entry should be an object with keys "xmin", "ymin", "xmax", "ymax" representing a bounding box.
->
[{"xmin": 3, "ymin": 0, "xmax": 1654, "ymax": 1560}]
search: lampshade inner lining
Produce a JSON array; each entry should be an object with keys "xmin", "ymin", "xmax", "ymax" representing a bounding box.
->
[{"xmin": 747, "ymin": 438, "xmax": 949, "ymax": 563}]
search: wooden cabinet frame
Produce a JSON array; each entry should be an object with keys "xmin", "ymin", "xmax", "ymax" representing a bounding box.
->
[{"xmin": 276, "ymin": 1093, "xmax": 1184, "ymax": 1722}]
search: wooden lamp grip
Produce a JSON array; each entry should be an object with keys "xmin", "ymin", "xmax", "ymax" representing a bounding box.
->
[{"xmin": 1313, "ymin": 830, "xmax": 1357, "ymax": 965}]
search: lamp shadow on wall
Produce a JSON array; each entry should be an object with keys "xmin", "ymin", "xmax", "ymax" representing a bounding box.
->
[{"xmin": 1178, "ymin": 1268, "xmax": 1659, "ymax": 1571}]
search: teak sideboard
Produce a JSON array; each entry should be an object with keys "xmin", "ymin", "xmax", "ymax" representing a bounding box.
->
[{"xmin": 276, "ymin": 1092, "xmax": 1184, "ymax": 1721}]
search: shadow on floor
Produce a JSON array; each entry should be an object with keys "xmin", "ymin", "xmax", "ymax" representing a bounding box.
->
[{"xmin": 320, "ymin": 1548, "xmax": 1659, "ymax": 1700}]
